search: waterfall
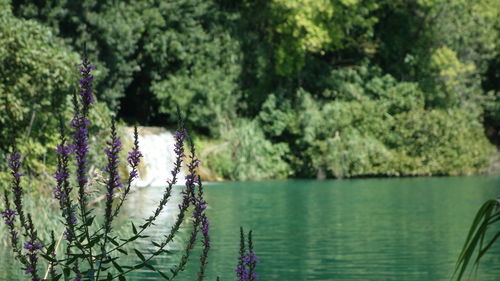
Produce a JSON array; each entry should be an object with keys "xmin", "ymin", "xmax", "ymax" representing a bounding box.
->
[{"xmin": 125, "ymin": 127, "xmax": 185, "ymax": 187}]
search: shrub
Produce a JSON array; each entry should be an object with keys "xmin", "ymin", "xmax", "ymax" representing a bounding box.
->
[{"xmin": 203, "ymin": 119, "xmax": 292, "ymax": 181}]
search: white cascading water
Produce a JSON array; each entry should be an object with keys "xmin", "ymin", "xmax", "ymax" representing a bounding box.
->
[
  {"xmin": 126, "ymin": 127, "xmax": 185, "ymax": 187},
  {"xmin": 122, "ymin": 127, "xmax": 186, "ymax": 257}
]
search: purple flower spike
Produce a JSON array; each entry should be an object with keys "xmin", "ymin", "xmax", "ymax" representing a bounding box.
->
[
  {"xmin": 127, "ymin": 149, "xmax": 142, "ymax": 167},
  {"xmin": 174, "ymin": 128, "xmax": 188, "ymax": 157},
  {"xmin": 8, "ymin": 152, "xmax": 22, "ymax": 174},
  {"xmin": 236, "ymin": 261, "xmax": 248, "ymax": 281},
  {"xmin": 71, "ymin": 117, "xmax": 90, "ymax": 187},
  {"xmin": 103, "ymin": 121, "xmax": 123, "ymax": 237},
  {"xmin": 23, "ymin": 241, "xmax": 43, "ymax": 251},
  {"xmin": 72, "ymin": 56, "xmax": 95, "ymax": 206},
  {"xmin": 2, "ymin": 191, "xmax": 20, "ymax": 258},
  {"xmin": 53, "ymin": 130, "xmax": 78, "ymax": 237},
  {"xmin": 201, "ymin": 214, "xmax": 209, "ymax": 241},
  {"xmin": 8, "ymin": 152, "xmax": 23, "ymax": 195},
  {"xmin": 192, "ymin": 196, "xmax": 207, "ymax": 219},
  {"xmin": 24, "ymin": 216, "xmax": 42, "ymax": 281},
  {"xmin": 104, "ymin": 134, "xmax": 123, "ymax": 191},
  {"xmin": 78, "ymin": 59, "xmax": 95, "ymax": 106},
  {"xmin": 236, "ymin": 228, "xmax": 259, "ymax": 281},
  {"xmin": 127, "ymin": 148, "xmax": 143, "ymax": 180},
  {"xmin": 7, "ymin": 151, "xmax": 26, "ymax": 229},
  {"xmin": 1, "ymin": 209, "xmax": 16, "ymax": 226}
]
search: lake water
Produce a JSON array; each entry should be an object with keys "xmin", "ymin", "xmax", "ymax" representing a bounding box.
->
[{"xmin": 1, "ymin": 176, "xmax": 500, "ymax": 280}]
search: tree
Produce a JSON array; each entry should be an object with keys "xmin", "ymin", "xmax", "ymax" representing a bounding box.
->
[{"xmin": 0, "ymin": 0, "xmax": 79, "ymax": 181}]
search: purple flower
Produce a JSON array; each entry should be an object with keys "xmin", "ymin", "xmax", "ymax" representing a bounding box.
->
[
  {"xmin": 165, "ymin": 127, "xmax": 188, "ymax": 186},
  {"xmin": 69, "ymin": 211, "xmax": 77, "ymax": 225},
  {"xmin": 236, "ymin": 253, "xmax": 260, "ymax": 280},
  {"xmin": 127, "ymin": 146, "xmax": 142, "ymax": 181},
  {"xmin": 192, "ymin": 196, "xmax": 207, "ymax": 219},
  {"xmin": 174, "ymin": 128, "xmax": 188, "ymax": 157},
  {"xmin": 1, "ymin": 209, "xmax": 16, "ymax": 226},
  {"xmin": 55, "ymin": 143, "xmax": 74, "ymax": 156},
  {"xmin": 187, "ymin": 159, "xmax": 201, "ymax": 170},
  {"xmin": 198, "ymin": 210, "xmax": 210, "ymax": 280},
  {"xmin": 7, "ymin": 151, "xmax": 26, "ymax": 229},
  {"xmin": 23, "ymin": 241, "xmax": 43, "ymax": 251},
  {"xmin": 201, "ymin": 214, "xmax": 210, "ymax": 245},
  {"xmin": 53, "ymin": 169, "xmax": 70, "ymax": 201},
  {"xmin": 24, "ymin": 266, "xmax": 37, "ymax": 276},
  {"xmin": 236, "ymin": 261, "xmax": 248, "ymax": 281},
  {"xmin": 23, "ymin": 217, "xmax": 42, "ymax": 281},
  {"xmin": 72, "ymin": 57, "xmax": 95, "ymax": 200},
  {"xmin": 8, "ymin": 152, "xmax": 23, "ymax": 196},
  {"xmin": 53, "ymin": 143, "xmax": 73, "ymax": 200},
  {"xmin": 127, "ymin": 149, "xmax": 143, "ymax": 167},
  {"xmin": 1, "ymin": 192, "xmax": 20, "ymax": 252},
  {"xmin": 103, "ymin": 123, "xmax": 123, "ymax": 236},
  {"xmin": 236, "ymin": 228, "xmax": 259, "ymax": 281},
  {"xmin": 71, "ymin": 118, "xmax": 90, "ymax": 187},
  {"xmin": 8, "ymin": 152, "xmax": 22, "ymax": 174},
  {"xmin": 53, "ymin": 134, "xmax": 78, "ymax": 235},
  {"xmin": 78, "ymin": 59, "xmax": 95, "ymax": 106},
  {"xmin": 104, "ymin": 135, "xmax": 123, "ymax": 191},
  {"xmin": 54, "ymin": 170, "xmax": 70, "ymax": 183}
]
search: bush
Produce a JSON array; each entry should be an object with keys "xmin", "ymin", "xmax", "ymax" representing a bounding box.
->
[
  {"xmin": 258, "ymin": 66, "xmax": 496, "ymax": 178},
  {"xmin": 0, "ymin": 2, "xmax": 78, "ymax": 191},
  {"xmin": 202, "ymin": 119, "xmax": 292, "ymax": 181}
]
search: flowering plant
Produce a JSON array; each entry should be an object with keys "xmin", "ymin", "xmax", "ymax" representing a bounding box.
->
[
  {"xmin": 1, "ymin": 50, "xmax": 213, "ymax": 281},
  {"xmin": 236, "ymin": 228, "xmax": 260, "ymax": 281},
  {"xmin": 2, "ymin": 49, "xmax": 259, "ymax": 281}
]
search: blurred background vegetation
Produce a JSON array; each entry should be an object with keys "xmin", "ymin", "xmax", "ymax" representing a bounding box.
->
[{"xmin": 0, "ymin": 0, "xmax": 499, "ymax": 186}]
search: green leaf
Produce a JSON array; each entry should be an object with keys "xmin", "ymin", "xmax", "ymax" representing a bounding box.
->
[
  {"xmin": 112, "ymin": 260, "xmax": 124, "ymax": 273},
  {"xmin": 134, "ymin": 263, "xmax": 146, "ymax": 269},
  {"xmin": 108, "ymin": 236, "xmax": 119, "ymax": 246},
  {"xmin": 476, "ymin": 230, "xmax": 500, "ymax": 262},
  {"xmin": 87, "ymin": 236, "xmax": 100, "ymax": 248},
  {"xmin": 40, "ymin": 253, "xmax": 57, "ymax": 263},
  {"xmin": 132, "ymin": 222, "xmax": 138, "ymax": 235},
  {"xmin": 117, "ymin": 248, "xmax": 128, "ymax": 255},
  {"xmin": 85, "ymin": 216, "xmax": 95, "ymax": 226},
  {"xmin": 63, "ymin": 267, "xmax": 71, "ymax": 281},
  {"xmin": 46, "ymin": 241, "xmax": 56, "ymax": 254},
  {"xmin": 144, "ymin": 263, "xmax": 155, "ymax": 270},
  {"xmin": 134, "ymin": 249, "xmax": 145, "ymax": 261},
  {"xmin": 128, "ymin": 236, "xmax": 139, "ymax": 242},
  {"xmin": 79, "ymin": 235, "xmax": 86, "ymax": 243}
]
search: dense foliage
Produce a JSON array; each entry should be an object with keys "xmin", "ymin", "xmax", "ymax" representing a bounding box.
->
[
  {"xmin": 1, "ymin": 0, "xmax": 499, "ymax": 181},
  {"xmin": 0, "ymin": 0, "xmax": 79, "ymax": 187},
  {"xmin": 0, "ymin": 0, "xmax": 113, "ymax": 190}
]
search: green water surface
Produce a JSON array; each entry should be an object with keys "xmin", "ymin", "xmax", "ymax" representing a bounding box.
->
[{"xmin": 2, "ymin": 176, "xmax": 500, "ymax": 281}]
